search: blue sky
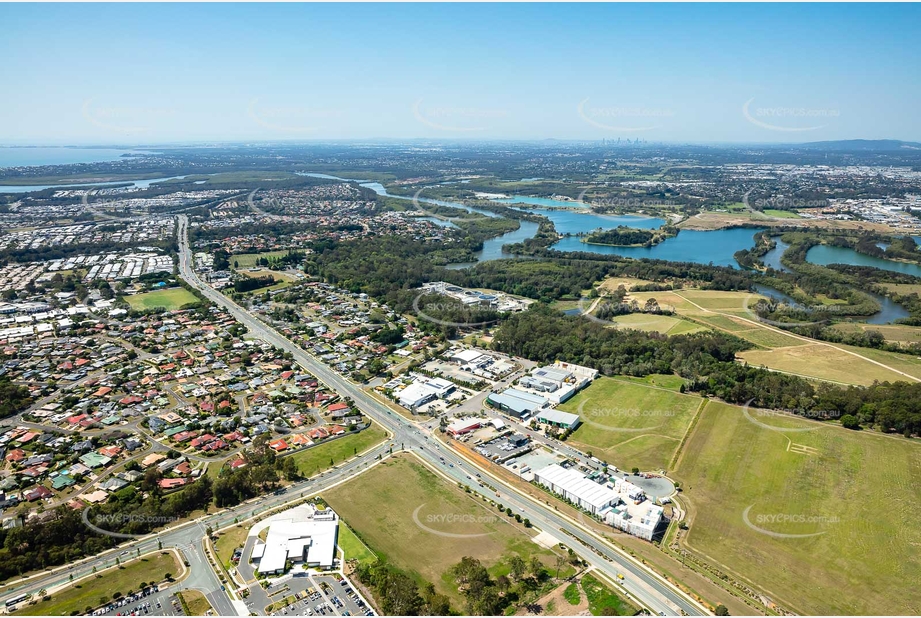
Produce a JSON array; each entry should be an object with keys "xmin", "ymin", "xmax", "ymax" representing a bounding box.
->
[{"xmin": 1, "ymin": 3, "xmax": 919, "ymax": 144}]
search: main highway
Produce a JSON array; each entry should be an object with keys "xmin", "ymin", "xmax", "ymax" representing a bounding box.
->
[
  {"xmin": 175, "ymin": 216, "xmax": 707, "ymax": 616},
  {"xmin": 2, "ymin": 217, "xmax": 707, "ymax": 617}
]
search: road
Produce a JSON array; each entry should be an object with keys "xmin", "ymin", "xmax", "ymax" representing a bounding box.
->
[{"xmin": 174, "ymin": 216, "xmax": 707, "ymax": 616}]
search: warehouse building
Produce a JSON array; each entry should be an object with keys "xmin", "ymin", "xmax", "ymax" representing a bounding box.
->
[
  {"xmin": 533, "ymin": 464, "xmax": 618, "ymax": 515},
  {"xmin": 535, "ymin": 409, "xmax": 581, "ymax": 430},
  {"xmin": 252, "ymin": 506, "xmax": 339, "ymax": 575},
  {"xmin": 486, "ymin": 388, "xmax": 548, "ymax": 419}
]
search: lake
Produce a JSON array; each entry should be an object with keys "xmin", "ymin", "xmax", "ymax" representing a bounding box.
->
[{"xmin": 806, "ymin": 245, "xmax": 921, "ymax": 279}]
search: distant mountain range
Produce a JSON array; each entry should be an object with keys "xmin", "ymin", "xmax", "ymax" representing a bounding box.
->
[{"xmin": 796, "ymin": 139, "xmax": 921, "ymax": 152}]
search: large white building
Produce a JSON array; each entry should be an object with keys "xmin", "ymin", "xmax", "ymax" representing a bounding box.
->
[
  {"xmin": 533, "ymin": 464, "xmax": 618, "ymax": 515},
  {"xmin": 397, "ymin": 375, "xmax": 455, "ymax": 410},
  {"xmin": 252, "ymin": 505, "xmax": 339, "ymax": 575}
]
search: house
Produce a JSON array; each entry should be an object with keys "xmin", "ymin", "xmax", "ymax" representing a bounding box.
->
[{"xmin": 23, "ymin": 486, "xmax": 53, "ymax": 501}]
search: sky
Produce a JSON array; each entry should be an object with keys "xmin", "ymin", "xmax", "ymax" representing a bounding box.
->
[{"xmin": 1, "ymin": 3, "xmax": 919, "ymax": 145}]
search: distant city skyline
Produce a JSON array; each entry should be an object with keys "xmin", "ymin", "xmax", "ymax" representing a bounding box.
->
[{"xmin": 1, "ymin": 3, "xmax": 919, "ymax": 144}]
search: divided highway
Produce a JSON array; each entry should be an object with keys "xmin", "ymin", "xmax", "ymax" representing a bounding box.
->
[{"xmin": 175, "ymin": 216, "xmax": 708, "ymax": 617}]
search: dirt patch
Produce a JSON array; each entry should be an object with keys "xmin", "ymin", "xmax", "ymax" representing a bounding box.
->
[{"xmin": 516, "ymin": 580, "xmax": 589, "ymax": 616}]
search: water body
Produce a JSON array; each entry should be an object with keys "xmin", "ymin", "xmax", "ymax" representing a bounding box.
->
[
  {"xmin": 445, "ymin": 221, "xmax": 541, "ymax": 270},
  {"xmin": 0, "ymin": 147, "xmax": 147, "ymax": 168},
  {"xmin": 0, "ymin": 175, "xmax": 188, "ymax": 193},
  {"xmin": 760, "ymin": 238, "xmax": 792, "ymax": 273},
  {"xmin": 753, "ymin": 283, "xmax": 908, "ymax": 325},
  {"xmin": 494, "ymin": 195, "xmax": 588, "ymax": 209},
  {"xmin": 512, "ymin": 207, "xmax": 664, "ymax": 236},
  {"xmin": 552, "ymin": 227, "xmax": 765, "ymax": 268},
  {"xmin": 806, "ymin": 245, "xmax": 921, "ymax": 279}
]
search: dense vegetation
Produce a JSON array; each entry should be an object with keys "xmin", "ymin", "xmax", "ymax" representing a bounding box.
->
[{"xmin": 0, "ymin": 379, "xmax": 31, "ymax": 418}]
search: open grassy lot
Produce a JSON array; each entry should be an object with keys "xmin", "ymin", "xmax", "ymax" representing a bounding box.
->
[
  {"xmin": 763, "ymin": 209, "xmax": 802, "ymax": 219},
  {"xmin": 737, "ymin": 343, "xmax": 914, "ymax": 385},
  {"xmin": 231, "ymin": 251, "xmax": 291, "ymax": 268},
  {"xmin": 831, "ymin": 321, "xmax": 921, "ymax": 345},
  {"xmin": 125, "ymin": 287, "xmax": 199, "ymax": 311},
  {"xmin": 178, "ymin": 590, "xmax": 213, "ymax": 616},
  {"xmin": 612, "ymin": 374, "xmax": 687, "ymax": 391},
  {"xmin": 675, "ymin": 401, "xmax": 921, "ymax": 615},
  {"xmin": 214, "ymin": 524, "xmax": 249, "ymax": 569},
  {"xmin": 338, "ymin": 522, "xmax": 377, "ymax": 565},
  {"xmin": 597, "ymin": 276, "xmax": 659, "ymax": 292},
  {"xmin": 881, "ymin": 282, "xmax": 921, "ymax": 296},
  {"xmin": 581, "ymin": 573, "xmax": 638, "ymax": 616},
  {"xmin": 610, "ymin": 313, "xmax": 709, "ymax": 336},
  {"xmin": 730, "ymin": 326, "xmax": 809, "ymax": 349},
  {"xmin": 13, "ymin": 552, "xmax": 179, "ymax": 616},
  {"xmin": 323, "ymin": 455, "xmax": 570, "ymax": 606},
  {"xmin": 286, "ymin": 424, "xmax": 388, "ymax": 477},
  {"xmin": 558, "ymin": 377, "xmax": 702, "ymax": 472}
]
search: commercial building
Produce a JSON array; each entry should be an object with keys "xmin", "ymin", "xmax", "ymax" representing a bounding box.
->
[
  {"xmin": 533, "ymin": 464, "xmax": 618, "ymax": 515},
  {"xmin": 397, "ymin": 375, "xmax": 455, "ymax": 410},
  {"xmin": 252, "ymin": 505, "xmax": 339, "ymax": 575},
  {"xmin": 446, "ymin": 417, "xmax": 482, "ymax": 436},
  {"xmin": 535, "ymin": 409, "xmax": 581, "ymax": 430},
  {"xmin": 486, "ymin": 388, "xmax": 548, "ymax": 419}
]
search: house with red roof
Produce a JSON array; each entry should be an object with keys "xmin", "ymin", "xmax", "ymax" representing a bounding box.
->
[{"xmin": 269, "ymin": 439, "xmax": 288, "ymax": 452}]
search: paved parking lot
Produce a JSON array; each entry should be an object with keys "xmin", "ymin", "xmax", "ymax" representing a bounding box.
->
[{"xmin": 96, "ymin": 585, "xmax": 184, "ymax": 617}]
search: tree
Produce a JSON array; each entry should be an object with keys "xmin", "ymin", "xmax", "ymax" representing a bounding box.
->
[
  {"xmin": 840, "ymin": 414, "xmax": 861, "ymax": 430},
  {"xmin": 715, "ymin": 604, "xmax": 730, "ymax": 616},
  {"xmin": 509, "ymin": 556, "xmax": 526, "ymax": 581}
]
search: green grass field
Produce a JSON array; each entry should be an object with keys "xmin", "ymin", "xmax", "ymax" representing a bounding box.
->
[
  {"xmin": 323, "ymin": 455, "xmax": 571, "ymax": 606},
  {"xmin": 675, "ymin": 401, "xmax": 921, "ymax": 615},
  {"xmin": 178, "ymin": 590, "xmax": 213, "ymax": 616},
  {"xmin": 763, "ymin": 209, "xmax": 802, "ymax": 219},
  {"xmin": 832, "ymin": 322, "xmax": 921, "ymax": 345},
  {"xmin": 231, "ymin": 251, "xmax": 291, "ymax": 268},
  {"xmin": 581, "ymin": 573, "xmax": 637, "ymax": 616},
  {"xmin": 610, "ymin": 313, "xmax": 709, "ymax": 336},
  {"xmin": 13, "ymin": 552, "xmax": 179, "ymax": 616},
  {"xmin": 214, "ymin": 525, "xmax": 249, "ymax": 569},
  {"xmin": 286, "ymin": 424, "xmax": 388, "ymax": 477},
  {"xmin": 338, "ymin": 522, "xmax": 377, "ymax": 565},
  {"xmin": 558, "ymin": 377, "xmax": 702, "ymax": 472},
  {"xmin": 125, "ymin": 288, "xmax": 199, "ymax": 311}
]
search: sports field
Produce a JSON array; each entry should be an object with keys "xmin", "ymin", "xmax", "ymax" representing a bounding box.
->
[
  {"xmin": 558, "ymin": 377, "xmax": 702, "ymax": 472},
  {"xmin": 323, "ymin": 455, "xmax": 570, "ymax": 606},
  {"xmin": 125, "ymin": 288, "xmax": 199, "ymax": 311},
  {"xmin": 675, "ymin": 401, "xmax": 921, "ymax": 615}
]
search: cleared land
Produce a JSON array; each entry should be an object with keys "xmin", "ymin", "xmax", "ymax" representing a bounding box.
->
[
  {"xmin": 125, "ymin": 288, "xmax": 199, "ymax": 311},
  {"xmin": 737, "ymin": 343, "xmax": 915, "ymax": 386},
  {"xmin": 286, "ymin": 424, "xmax": 388, "ymax": 477},
  {"xmin": 178, "ymin": 590, "xmax": 212, "ymax": 616},
  {"xmin": 323, "ymin": 454, "xmax": 570, "ymax": 606},
  {"xmin": 13, "ymin": 552, "xmax": 179, "ymax": 616},
  {"xmin": 558, "ymin": 377, "xmax": 702, "ymax": 472},
  {"xmin": 610, "ymin": 313, "xmax": 708, "ymax": 336},
  {"xmin": 831, "ymin": 322, "xmax": 921, "ymax": 345},
  {"xmin": 675, "ymin": 401, "xmax": 921, "ymax": 615},
  {"xmin": 762, "ymin": 209, "xmax": 802, "ymax": 219},
  {"xmin": 581, "ymin": 573, "xmax": 637, "ymax": 616},
  {"xmin": 231, "ymin": 252, "xmax": 291, "ymax": 268}
]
